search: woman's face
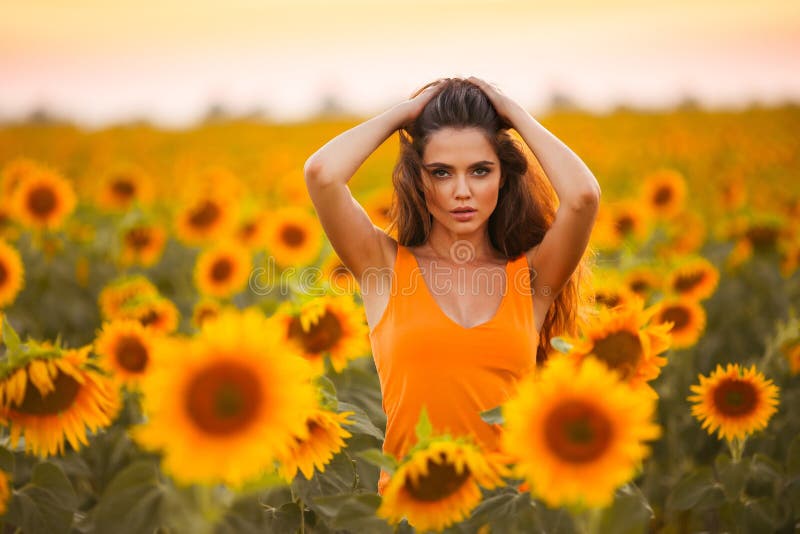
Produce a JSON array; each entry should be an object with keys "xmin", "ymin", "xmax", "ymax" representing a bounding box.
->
[{"xmin": 420, "ymin": 127, "xmax": 504, "ymax": 238}]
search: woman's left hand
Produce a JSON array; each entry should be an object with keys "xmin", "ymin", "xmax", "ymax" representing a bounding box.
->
[{"xmin": 467, "ymin": 76, "xmax": 523, "ymax": 125}]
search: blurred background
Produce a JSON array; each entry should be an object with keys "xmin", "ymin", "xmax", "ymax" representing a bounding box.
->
[
  {"xmin": 1, "ymin": 2, "xmax": 800, "ymax": 533},
  {"xmin": 3, "ymin": 0, "xmax": 799, "ymax": 126}
]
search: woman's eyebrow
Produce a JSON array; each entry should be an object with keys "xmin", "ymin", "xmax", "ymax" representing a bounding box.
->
[{"xmin": 423, "ymin": 161, "xmax": 496, "ymax": 169}]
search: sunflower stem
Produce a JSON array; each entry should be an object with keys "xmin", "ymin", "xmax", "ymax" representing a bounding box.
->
[
  {"xmin": 573, "ymin": 506, "xmax": 602, "ymax": 534},
  {"xmin": 727, "ymin": 435, "xmax": 747, "ymax": 463}
]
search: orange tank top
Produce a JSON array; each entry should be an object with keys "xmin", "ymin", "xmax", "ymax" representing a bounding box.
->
[{"xmin": 368, "ymin": 243, "xmax": 539, "ymax": 495}]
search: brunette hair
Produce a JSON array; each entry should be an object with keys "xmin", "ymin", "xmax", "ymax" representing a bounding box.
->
[{"xmin": 385, "ymin": 77, "xmax": 592, "ymax": 365}]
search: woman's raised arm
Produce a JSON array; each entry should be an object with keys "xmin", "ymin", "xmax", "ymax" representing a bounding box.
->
[
  {"xmin": 304, "ymin": 83, "xmax": 443, "ymax": 280},
  {"xmin": 467, "ymin": 77, "xmax": 601, "ymax": 305}
]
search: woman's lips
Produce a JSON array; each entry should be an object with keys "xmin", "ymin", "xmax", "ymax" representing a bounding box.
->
[{"xmin": 451, "ymin": 210, "xmax": 476, "ymax": 221}]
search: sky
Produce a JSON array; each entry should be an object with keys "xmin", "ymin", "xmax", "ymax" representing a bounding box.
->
[{"xmin": 2, "ymin": 0, "xmax": 799, "ymax": 127}]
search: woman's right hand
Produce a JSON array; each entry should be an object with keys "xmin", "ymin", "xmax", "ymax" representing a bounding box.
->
[{"xmin": 397, "ymin": 80, "xmax": 445, "ymax": 124}]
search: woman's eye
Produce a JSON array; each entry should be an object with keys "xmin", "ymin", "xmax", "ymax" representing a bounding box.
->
[
  {"xmin": 474, "ymin": 167, "xmax": 490, "ymax": 176},
  {"xmin": 432, "ymin": 169, "xmax": 449, "ymax": 178}
]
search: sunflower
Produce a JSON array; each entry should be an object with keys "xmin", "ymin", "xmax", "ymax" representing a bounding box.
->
[
  {"xmin": 565, "ymin": 297, "xmax": 672, "ymax": 394},
  {"xmin": 263, "ymin": 206, "xmax": 323, "ymax": 268},
  {"xmin": 194, "ymin": 242, "xmax": 252, "ymax": 299},
  {"xmin": 589, "ymin": 271, "xmax": 637, "ymax": 310},
  {"xmin": 192, "ymin": 298, "xmax": 222, "ymax": 329},
  {"xmin": 174, "ymin": 196, "xmax": 234, "ymax": 246},
  {"xmin": 652, "ymin": 297, "xmax": 706, "ymax": 349},
  {"xmin": 688, "ymin": 363, "xmax": 779, "ymax": 441},
  {"xmin": 666, "ymin": 257, "xmax": 720, "ymax": 301},
  {"xmin": 655, "ymin": 210, "xmax": 707, "ymax": 259},
  {"xmin": 277, "ymin": 408, "xmax": 355, "ymax": 481},
  {"xmin": 623, "ymin": 266, "xmax": 662, "ymax": 300},
  {"xmin": 235, "ymin": 211, "xmax": 270, "ymax": 250},
  {"xmin": 1, "ymin": 157, "xmax": 41, "ymax": 198},
  {"xmin": 117, "ymin": 295, "xmax": 180, "ymax": 335},
  {"xmin": 98, "ymin": 275, "xmax": 159, "ymax": 320},
  {"xmin": 781, "ymin": 339, "xmax": 800, "ymax": 375},
  {"xmin": 0, "ymin": 346, "xmax": 120, "ymax": 457},
  {"xmin": 119, "ymin": 224, "xmax": 167, "ymax": 267},
  {"xmin": 640, "ymin": 168, "xmax": 687, "ymax": 219},
  {"xmin": 131, "ymin": 308, "xmax": 318, "ymax": 486},
  {"xmin": 590, "ymin": 201, "xmax": 650, "ymax": 251},
  {"xmin": 0, "ymin": 241, "xmax": 25, "ymax": 308},
  {"xmin": 501, "ymin": 356, "xmax": 661, "ymax": 508},
  {"xmin": 274, "ymin": 296, "xmax": 370, "ymax": 374},
  {"xmin": 10, "ymin": 166, "xmax": 77, "ymax": 231},
  {"xmin": 94, "ymin": 320, "xmax": 156, "ymax": 387},
  {"xmin": 97, "ymin": 165, "xmax": 154, "ymax": 212},
  {"xmin": 377, "ymin": 439, "xmax": 507, "ymax": 532},
  {"xmin": 320, "ymin": 253, "xmax": 358, "ymax": 295}
]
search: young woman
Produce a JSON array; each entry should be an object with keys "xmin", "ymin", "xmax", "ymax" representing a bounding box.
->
[{"xmin": 304, "ymin": 77, "xmax": 600, "ymax": 495}]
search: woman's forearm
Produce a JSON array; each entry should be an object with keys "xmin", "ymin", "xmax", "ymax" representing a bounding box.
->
[
  {"xmin": 304, "ymin": 104, "xmax": 409, "ymax": 186},
  {"xmin": 506, "ymin": 104, "xmax": 601, "ymax": 206}
]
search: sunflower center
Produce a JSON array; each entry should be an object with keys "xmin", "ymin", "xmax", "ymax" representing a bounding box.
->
[
  {"xmin": 15, "ymin": 370, "xmax": 81, "ymax": 415},
  {"xmin": 111, "ymin": 179, "xmax": 136, "ymax": 199},
  {"xmin": 653, "ymin": 186, "xmax": 673, "ymax": 206},
  {"xmin": 211, "ymin": 258, "xmax": 234, "ymax": 282},
  {"xmin": 239, "ymin": 222, "xmax": 257, "ymax": 239},
  {"xmin": 591, "ymin": 331, "xmax": 643, "ymax": 380},
  {"xmin": 185, "ymin": 361, "xmax": 262, "ymax": 435},
  {"xmin": 615, "ymin": 215, "xmax": 634, "ymax": 235},
  {"xmin": 673, "ymin": 272, "xmax": 704, "ymax": 292},
  {"xmin": 280, "ymin": 224, "xmax": 306, "ymax": 247},
  {"xmin": 188, "ymin": 201, "xmax": 221, "ymax": 229},
  {"xmin": 404, "ymin": 453, "xmax": 471, "ymax": 502},
  {"xmin": 595, "ymin": 292, "xmax": 620, "ymax": 308},
  {"xmin": 713, "ymin": 378, "xmax": 757, "ymax": 416},
  {"xmin": 661, "ymin": 306, "xmax": 690, "ymax": 330},
  {"xmin": 27, "ymin": 186, "xmax": 57, "ymax": 217},
  {"xmin": 139, "ymin": 309, "xmax": 160, "ymax": 327},
  {"xmin": 545, "ymin": 399, "xmax": 613, "ymax": 463},
  {"xmin": 287, "ymin": 311, "xmax": 343, "ymax": 353},
  {"xmin": 745, "ymin": 226, "xmax": 778, "ymax": 250},
  {"xmin": 125, "ymin": 228, "xmax": 152, "ymax": 250},
  {"xmin": 115, "ymin": 335, "xmax": 149, "ymax": 372},
  {"xmin": 629, "ymin": 279, "xmax": 651, "ymax": 295},
  {"xmin": 0, "ymin": 261, "xmax": 7, "ymax": 285}
]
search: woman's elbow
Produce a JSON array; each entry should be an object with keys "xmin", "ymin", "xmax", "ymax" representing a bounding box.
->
[{"xmin": 304, "ymin": 156, "xmax": 331, "ymax": 185}]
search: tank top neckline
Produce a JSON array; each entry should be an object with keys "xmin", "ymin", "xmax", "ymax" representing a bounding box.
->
[{"xmin": 405, "ymin": 245, "xmax": 514, "ymax": 330}]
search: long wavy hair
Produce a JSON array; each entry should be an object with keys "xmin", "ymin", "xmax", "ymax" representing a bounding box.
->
[{"xmin": 385, "ymin": 77, "xmax": 593, "ymax": 364}]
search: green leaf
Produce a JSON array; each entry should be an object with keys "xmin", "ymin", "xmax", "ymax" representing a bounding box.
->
[
  {"xmin": 750, "ymin": 452, "xmax": 783, "ymax": 484},
  {"xmin": 0, "ymin": 446, "xmax": 14, "ymax": 473},
  {"xmin": 714, "ymin": 454, "xmax": 750, "ymax": 502},
  {"xmin": 465, "ymin": 487, "xmax": 540, "ymax": 534},
  {"xmin": 312, "ymin": 493, "xmax": 391, "ymax": 533},
  {"xmin": 356, "ymin": 448, "xmax": 398, "ymax": 475},
  {"xmin": 480, "ymin": 405, "xmax": 504, "ymax": 425},
  {"xmin": 598, "ymin": 483, "xmax": 653, "ymax": 534},
  {"xmin": 5, "ymin": 462, "xmax": 78, "ymax": 534},
  {"xmin": 338, "ymin": 401, "xmax": 384, "ymax": 441},
  {"xmin": 292, "ymin": 451, "xmax": 358, "ymax": 503},
  {"xmin": 1, "ymin": 316, "xmax": 22, "ymax": 358},
  {"xmin": 414, "ymin": 406, "xmax": 433, "ymax": 442},
  {"xmin": 550, "ymin": 336, "xmax": 573, "ymax": 353},
  {"xmin": 91, "ymin": 460, "xmax": 166, "ymax": 534},
  {"xmin": 264, "ymin": 502, "xmax": 302, "ymax": 534},
  {"xmin": 316, "ymin": 375, "xmax": 339, "ymax": 411},
  {"xmin": 666, "ymin": 466, "xmax": 723, "ymax": 511}
]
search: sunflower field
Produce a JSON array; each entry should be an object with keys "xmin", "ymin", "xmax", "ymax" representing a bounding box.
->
[{"xmin": 0, "ymin": 104, "xmax": 798, "ymax": 533}]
